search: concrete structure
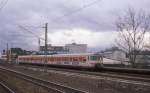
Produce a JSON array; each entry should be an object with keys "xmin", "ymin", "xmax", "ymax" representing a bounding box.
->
[
  {"xmin": 143, "ymin": 45, "xmax": 150, "ymax": 51},
  {"xmin": 103, "ymin": 50, "xmax": 127, "ymax": 61},
  {"xmin": 1, "ymin": 48, "xmax": 35, "ymax": 62},
  {"xmin": 102, "ymin": 47, "xmax": 128, "ymax": 65},
  {"xmin": 40, "ymin": 44, "xmax": 68, "ymax": 54},
  {"xmin": 39, "ymin": 43, "xmax": 87, "ymax": 54},
  {"xmin": 133, "ymin": 51, "xmax": 150, "ymax": 68},
  {"xmin": 65, "ymin": 43, "xmax": 87, "ymax": 54}
]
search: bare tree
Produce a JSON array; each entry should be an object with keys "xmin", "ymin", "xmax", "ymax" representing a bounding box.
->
[{"xmin": 115, "ymin": 8, "xmax": 150, "ymax": 67}]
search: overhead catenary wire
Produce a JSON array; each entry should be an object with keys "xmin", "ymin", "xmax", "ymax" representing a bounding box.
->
[
  {"xmin": 17, "ymin": 0, "xmax": 101, "ymax": 31},
  {"xmin": 53, "ymin": 0, "xmax": 101, "ymax": 22},
  {"xmin": 18, "ymin": 25, "xmax": 46, "ymax": 51},
  {"xmin": 18, "ymin": 25, "xmax": 45, "ymax": 41},
  {"xmin": 26, "ymin": 0, "xmax": 102, "ymax": 47},
  {"xmin": 2, "ymin": 0, "xmax": 101, "ymax": 51},
  {"xmin": 45, "ymin": 0, "xmax": 102, "ymax": 33}
]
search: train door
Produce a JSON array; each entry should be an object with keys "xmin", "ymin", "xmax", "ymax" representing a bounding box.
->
[{"xmin": 89, "ymin": 54, "xmax": 103, "ymax": 67}]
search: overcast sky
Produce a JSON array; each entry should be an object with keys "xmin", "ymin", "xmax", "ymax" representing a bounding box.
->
[{"xmin": 0, "ymin": 0, "xmax": 150, "ymax": 52}]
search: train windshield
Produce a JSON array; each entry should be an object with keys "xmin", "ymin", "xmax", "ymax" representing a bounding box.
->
[{"xmin": 90, "ymin": 56, "xmax": 99, "ymax": 61}]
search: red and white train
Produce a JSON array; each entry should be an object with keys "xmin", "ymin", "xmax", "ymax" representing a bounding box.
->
[
  {"xmin": 17, "ymin": 53, "xmax": 122, "ymax": 68},
  {"xmin": 1, "ymin": 53, "xmax": 147, "ymax": 75},
  {"xmin": 18, "ymin": 53, "xmax": 103, "ymax": 68}
]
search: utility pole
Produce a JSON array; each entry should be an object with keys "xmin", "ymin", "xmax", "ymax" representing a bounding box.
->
[
  {"xmin": 38, "ymin": 38, "xmax": 41, "ymax": 51},
  {"xmin": 10, "ymin": 46, "xmax": 11, "ymax": 63},
  {"xmin": 6, "ymin": 43, "xmax": 9, "ymax": 63},
  {"xmin": 10, "ymin": 43, "xmax": 13, "ymax": 63},
  {"xmin": 44, "ymin": 23, "xmax": 48, "ymax": 71}
]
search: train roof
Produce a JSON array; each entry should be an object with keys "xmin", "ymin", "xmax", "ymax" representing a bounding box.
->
[{"xmin": 18, "ymin": 53, "xmax": 101, "ymax": 58}]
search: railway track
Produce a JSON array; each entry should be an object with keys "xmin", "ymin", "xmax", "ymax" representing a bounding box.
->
[
  {"xmin": 1, "ymin": 63, "xmax": 150, "ymax": 93},
  {"xmin": 0, "ymin": 66, "xmax": 87, "ymax": 93},
  {"xmin": 17, "ymin": 65, "xmax": 150, "ymax": 84},
  {"xmin": 0, "ymin": 81, "xmax": 15, "ymax": 93},
  {"xmin": 2, "ymin": 63, "xmax": 150, "ymax": 84}
]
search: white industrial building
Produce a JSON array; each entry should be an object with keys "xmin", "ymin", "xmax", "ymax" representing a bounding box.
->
[
  {"xmin": 102, "ymin": 47, "xmax": 129, "ymax": 65},
  {"xmin": 103, "ymin": 50, "xmax": 127, "ymax": 61},
  {"xmin": 65, "ymin": 43, "xmax": 87, "ymax": 54},
  {"xmin": 39, "ymin": 43, "xmax": 87, "ymax": 54},
  {"xmin": 39, "ymin": 44, "xmax": 68, "ymax": 54}
]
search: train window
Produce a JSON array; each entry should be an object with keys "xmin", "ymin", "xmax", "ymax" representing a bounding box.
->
[
  {"xmin": 90, "ymin": 56, "xmax": 98, "ymax": 61},
  {"xmin": 30, "ymin": 58, "xmax": 32, "ymax": 61},
  {"xmin": 67, "ymin": 57, "xmax": 70, "ymax": 61},
  {"xmin": 39, "ymin": 58, "xmax": 41, "ymax": 61},
  {"xmin": 54, "ymin": 57, "xmax": 57, "ymax": 61},
  {"xmin": 55, "ymin": 57, "xmax": 57, "ymax": 61},
  {"xmin": 56, "ymin": 57, "xmax": 59, "ymax": 61},
  {"xmin": 61, "ymin": 57, "xmax": 64, "ymax": 61},
  {"xmin": 77, "ymin": 57, "xmax": 86, "ymax": 62},
  {"xmin": 73, "ymin": 57, "xmax": 78, "ymax": 61},
  {"xmin": 79, "ymin": 57, "xmax": 82, "ymax": 62},
  {"xmin": 32, "ymin": 57, "xmax": 34, "ymax": 61},
  {"xmin": 55, "ymin": 57, "xmax": 58, "ymax": 61},
  {"xmin": 36, "ymin": 57, "xmax": 38, "ymax": 61},
  {"xmin": 41, "ymin": 58, "xmax": 44, "ymax": 62},
  {"xmin": 26, "ymin": 58, "xmax": 28, "ymax": 61},
  {"xmin": 64, "ymin": 57, "xmax": 67, "ymax": 61},
  {"xmin": 51, "ymin": 57, "xmax": 54, "ymax": 61},
  {"xmin": 29, "ymin": 58, "xmax": 32, "ymax": 61},
  {"xmin": 47, "ymin": 57, "xmax": 50, "ymax": 61},
  {"xmin": 58, "ymin": 57, "xmax": 61, "ymax": 61},
  {"xmin": 49, "ymin": 57, "xmax": 52, "ymax": 61},
  {"xmin": 60, "ymin": 57, "xmax": 62, "ymax": 61},
  {"xmin": 41, "ymin": 58, "xmax": 43, "ymax": 61},
  {"xmin": 38, "ymin": 57, "xmax": 40, "ymax": 61},
  {"xmin": 83, "ymin": 58, "xmax": 86, "ymax": 62},
  {"xmin": 70, "ymin": 57, "xmax": 73, "ymax": 61}
]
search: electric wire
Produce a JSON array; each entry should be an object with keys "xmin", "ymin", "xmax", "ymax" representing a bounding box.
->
[
  {"xmin": 18, "ymin": 25, "xmax": 45, "ymax": 41},
  {"xmin": 53, "ymin": 0, "xmax": 101, "ymax": 22}
]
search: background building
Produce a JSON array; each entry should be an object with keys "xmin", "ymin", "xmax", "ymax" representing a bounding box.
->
[
  {"xmin": 39, "ymin": 43, "xmax": 87, "ymax": 54},
  {"xmin": 131, "ymin": 51, "xmax": 150, "ymax": 68},
  {"xmin": 39, "ymin": 44, "xmax": 68, "ymax": 54},
  {"xmin": 1, "ymin": 48, "xmax": 34, "ymax": 62},
  {"xmin": 65, "ymin": 43, "xmax": 87, "ymax": 54},
  {"xmin": 101, "ymin": 47, "xmax": 128, "ymax": 64}
]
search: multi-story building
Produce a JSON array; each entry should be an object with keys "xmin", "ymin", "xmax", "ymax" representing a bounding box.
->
[
  {"xmin": 1, "ymin": 48, "xmax": 33, "ymax": 62},
  {"xmin": 39, "ymin": 43, "xmax": 87, "ymax": 54},
  {"xmin": 102, "ymin": 47, "xmax": 128, "ymax": 65},
  {"xmin": 131, "ymin": 51, "xmax": 150, "ymax": 68},
  {"xmin": 39, "ymin": 44, "xmax": 68, "ymax": 54},
  {"xmin": 65, "ymin": 43, "xmax": 87, "ymax": 54}
]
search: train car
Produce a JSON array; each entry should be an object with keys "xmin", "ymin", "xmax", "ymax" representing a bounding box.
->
[{"xmin": 17, "ymin": 53, "xmax": 103, "ymax": 68}]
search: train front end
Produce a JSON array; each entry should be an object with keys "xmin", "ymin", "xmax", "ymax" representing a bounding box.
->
[{"xmin": 86, "ymin": 54, "xmax": 103, "ymax": 68}]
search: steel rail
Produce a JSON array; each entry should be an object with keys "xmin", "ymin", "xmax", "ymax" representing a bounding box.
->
[
  {"xmin": 19, "ymin": 65, "xmax": 150, "ymax": 83},
  {"xmin": 0, "ymin": 82, "xmax": 15, "ymax": 93},
  {"xmin": 50, "ymin": 67, "xmax": 150, "ymax": 83},
  {"xmin": 0, "ymin": 66, "xmax": 87, "ymax": 93}
]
